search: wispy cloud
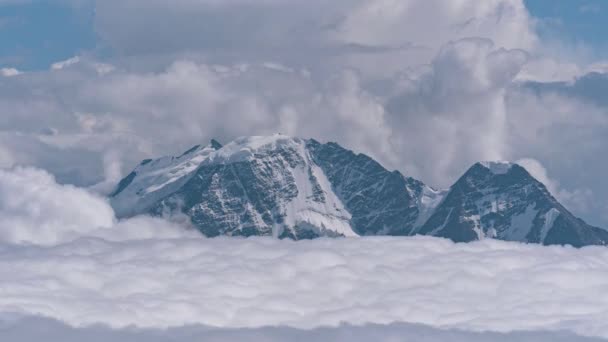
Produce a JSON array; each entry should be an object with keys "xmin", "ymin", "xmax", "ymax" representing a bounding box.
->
[{"xmin": 580, "ymin": 3, "xmax": 601, "ymax": 14}]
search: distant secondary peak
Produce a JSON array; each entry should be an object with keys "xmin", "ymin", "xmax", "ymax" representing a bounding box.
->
[
  {"xmin": 210, "ymin": 139, "xmax": 223, "ymax": 150},
  {"xmin": 477, "ymin": 161, "xmax": 514, "ymax": 175}
]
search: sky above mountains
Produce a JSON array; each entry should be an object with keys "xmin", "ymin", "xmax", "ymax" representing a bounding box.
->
[
  {"xmin": 0, "ymin": 0, "xmax": 607, "ymax": 227},
  {"xmin": 2, "ymin": 1, "xmax": 607, "ymax": 71}
]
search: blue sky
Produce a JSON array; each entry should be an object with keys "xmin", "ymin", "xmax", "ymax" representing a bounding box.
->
[
  {"xmin": 525, "ymin": 0, "xmax": 608, "ymax": 56},
  {"xmin": 1, "ymin": 0, "xmax": 607, "ymax": 70},
  {"xmin": 0, "ymin": 1, "xmax": 95, "ymax": 70}
]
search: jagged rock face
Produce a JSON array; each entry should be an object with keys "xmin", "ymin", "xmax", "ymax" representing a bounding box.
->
[
  {"xmin": 419, "ymin": 162, "xmax": 608, "ymax": 246},
  {"xmin": 111, "ymin": 135, "xmax": 436, "ymax": 239},
  {"xmin": 111, "ymin": 135, "xmax": 608, "ymax": 246},
  {"xmin": 307, "ymin": 140, "xmax": 425, "ymax": 236},
  {"xmin": 149, "ymin": 138, "xmax": 351, "ymax": 239}
]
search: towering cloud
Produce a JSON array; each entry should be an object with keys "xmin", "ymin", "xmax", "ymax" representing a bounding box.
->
[{"xmin": 0, "ymin": 0, "xmax": 607, "ymax": 226}]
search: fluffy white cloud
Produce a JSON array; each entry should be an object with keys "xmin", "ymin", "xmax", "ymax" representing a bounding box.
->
[
  {"xmin": 2, "ymin": 2, "xmax": 608, "ymax": 341},
  {"xmin": 3, "ymin": 226, "xmax": 608, "ymax": 337},
  {"xmin": 93, "ymin": 0, "xmax": 538, "ymax": 78},
  {"xmin": 334, "ymin": 0, "xmax": 537, "ymax": 50},
  {"xmin": 0, "ymin": 167, "xmax": 195, "ymax": 245},
  {"xmin": 0, "ymin": 167, "xmax": 114, "ymax": 244},
  {"xmin": 2, "ymin": 45, "xmax": 608, "ymax": 226},
  {"xmin": 51, "ymin": 56, "xmax": 81, "ymax": 71},
  {"xmin": 0, "ymin": 58, "xmax": 396, "ymax": 186},
  {"xmin": 1, "ymin": 168, "xmax": 608, "ymax": 339},
  {"xmin": 383, "ymin": 38, "xmax": 527, "ymax": 183},
  {"xmin": 1, "ymin": 0, "xmax": 608, "ymax": 228},
  {"xmin": 0, "ymin": 68, "xmax": 21, "ymax": 77}
]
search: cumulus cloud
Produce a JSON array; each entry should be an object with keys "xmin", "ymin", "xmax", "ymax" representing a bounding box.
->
[
  {"xmin": 2, "ymin": 2, "xmax": 608, "ymax": 341},
  {"xmin": 94, "ymin": 0, "xmax": 538, "ymax": 54},
  {"xmin": 0, "ymin": 68, "xmax": 21, "ymax": 77},
  {"xmin": 93, "ymin": 0, "xmax": 538, "ymax": 77},
  {"xmin": 0, "ymin": 167, "xmax": 114, "ymax": 245},
  {"xmin": 0, "ymin": 57, "xmax": 396, "ymax": 184},
  {"xmin": 1, "ymin": 167, "xmax": 608, "ymax": 336},
  {"xmin": 51, "ymin": 56, "xmax": 81, "ymax": 70},
  {"xmin": 3, "ymin": 227, "xmax": 608, "ymax": 337},
  {"xmin": 334, "ymin": 0, "xmax": 537, "ymax": 50},
  {"xmin": 1, "ymin": 167, "xmax": 608, "ymax": 339},
  {"xmin": 383, "ymin": 38, "xmax": 528, "ymax": 183},
  {"xmin": 0, "ymin": 167, "xmax": 195, "ymax": 245},
  {"xmin": 1, "ymin": 0, "xmax": 608, "ymax": 229}
]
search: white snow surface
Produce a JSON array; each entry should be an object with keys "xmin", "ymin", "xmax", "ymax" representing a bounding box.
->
[
  {"xmin": 3, "ymin": 167, "xmax": 608, "ymax": 339},
  {"xmin": 283, "ymin": 158, "xmax": 355, "ymax": 237},
  {"xmin": 206, "ymin": 134, "xmax": 301, "ymax": 164},
  {"xmin": 111, "ymin": 134, "xmax": 358, "ymax": 237},
  {"xmin": 479, "ymin": 161, "xmax": 515, "ymax": 175},
  {"xmin": 281, "ymin": 139, "xmax": 355, "ymax": 237},
  {"xmin": 413, "ymin": 186, "xmax": 447, "ymax": 230},
  {"xmin": 111, "ymin": 144, "xmax": 217, "ymax": 217},
  {"xmin": 541, "ymin": 208, "xmax": 561, "ymax": 243}
]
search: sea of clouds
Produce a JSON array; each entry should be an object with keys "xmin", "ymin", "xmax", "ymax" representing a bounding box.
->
[
  {"xmin": 1, "ymin": 166, "xmax": 608, "ymax": 341},
  {"xmin": 1, "ymin": 316, "xmax": 605, "ymax": 342},
  {"xmin": 2, "ymin": 1, "xmax": 608, "ymax": 340}
]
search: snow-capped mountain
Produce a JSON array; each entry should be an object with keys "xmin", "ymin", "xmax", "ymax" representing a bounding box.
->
[
  {"xmin": 418, "ymin": 161, "xmax": 608, "ymax": 247},
  {"xmin": 111, "ymin": 135, "xmax": 607, "ymax": 246}
]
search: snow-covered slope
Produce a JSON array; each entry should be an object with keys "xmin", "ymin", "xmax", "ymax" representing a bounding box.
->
[
  {"xmin": 111, "ymin": 141, "xmax": 222, "ymax": 217},
  {"xmin": 418, "ymin": 162, "xmax": 608, "ymax": 246},
  {"xmin": 111, "ymin": 135, "xmax": 608, "ymax": 246},
  {"xmin": 113, "ymin": 135, "xmax": 434, "ymax": 238}
]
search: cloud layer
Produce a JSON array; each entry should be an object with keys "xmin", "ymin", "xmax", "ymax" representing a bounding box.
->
[
  {"xmin": 2, "ymin": 0, "xmax": 607, "ymax": 228},
  {"xmin": 1, "ymin": 316, "xmax": 604, "ymax": 342},
  {"xmin": 3, "ymin": 223, "xmax": 608, "ymax": 338},
  {"xmin": 2, "ymin": 2, "xmax": 608, "ymax": 340},
  {"xmin": 1, "ymin": 166, "xmax": 608, "ymax": 339},
  {"xmin": 0, "ymin": 167, "xmax": 196, "ymax": 245}
]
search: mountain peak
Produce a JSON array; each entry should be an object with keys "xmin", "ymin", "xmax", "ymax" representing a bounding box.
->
[
  {"xmin": 419, "ymin": 160, "xmax": 608, "ymax": 246},
  {"xmin": 210, "ymin": 139, "xmax": 223, "ymax": 150},
  {"xmin": 207, "ymin": 134, "xmax": 304, "ymax": 164},
  {"xmin": 110, "ymin": 135, "xmax": 608, "ymax": 247},
  {"xmin": 477, "ymin": 161, "xmax": 515, "ymax": 175}
]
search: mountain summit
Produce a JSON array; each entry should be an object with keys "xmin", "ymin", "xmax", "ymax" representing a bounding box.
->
[
  {"xmin": 111, "ymin": 135, "xmax": 607, "ymax": 246},
  {"xmin": 418, "ymin": 162, "xmax": 608, "ymax": 246}
]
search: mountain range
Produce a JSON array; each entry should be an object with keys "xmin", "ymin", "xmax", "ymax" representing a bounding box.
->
[{"xmin": 110, "ymin": 134, "xmax": 608, "ymax": 247}]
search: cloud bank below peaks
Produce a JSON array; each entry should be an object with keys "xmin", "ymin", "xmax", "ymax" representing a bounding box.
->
[
  {"xmin": 1, "ymin": 168, "xmax": 608, "ymax": 339},
  {"xmin": 0, "ymin": 316, "xmax": 604, "ymax": 342}
]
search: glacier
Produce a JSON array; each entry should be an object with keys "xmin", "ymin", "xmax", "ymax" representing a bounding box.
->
[{"xmin": 111, "ymin": 134, "xmax": 608, "ymax": 246}]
